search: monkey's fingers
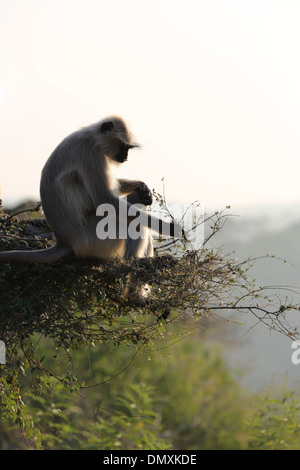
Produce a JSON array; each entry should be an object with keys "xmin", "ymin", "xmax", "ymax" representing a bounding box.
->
[
  {"xmin": 136, "ymin": 183, "xmax": 153, "ymax": 206},
  {"xmin": 143, "ymin": 194, "xmax": 153, "ymax": 206},
  {"xmin": 135, "ymin": 182, "xmax": 152, "ymax": 196}
]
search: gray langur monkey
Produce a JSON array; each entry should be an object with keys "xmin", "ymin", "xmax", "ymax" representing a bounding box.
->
[{"xmin": 0, "ymin": 116, "xmax": 183, "ymax": 266}]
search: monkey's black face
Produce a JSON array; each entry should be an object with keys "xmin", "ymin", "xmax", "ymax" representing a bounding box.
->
[{"xmin": 115, "ymin": 143, "xmax": 131, "ymax": 163}]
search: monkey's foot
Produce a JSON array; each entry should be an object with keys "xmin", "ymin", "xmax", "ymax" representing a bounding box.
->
[{"xmin": 125, "ymin": 283, "xmax": 152, "ymax": 307}]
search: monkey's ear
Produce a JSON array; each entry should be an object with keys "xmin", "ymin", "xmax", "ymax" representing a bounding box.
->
[{"xmin": 100, "ymin": 121, "xmax": 114, "ymax": 134}]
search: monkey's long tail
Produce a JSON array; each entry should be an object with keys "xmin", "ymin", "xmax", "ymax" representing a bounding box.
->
[{"xmin": 0, "ymin": 244, "xmax": 73, "ymax": 264}]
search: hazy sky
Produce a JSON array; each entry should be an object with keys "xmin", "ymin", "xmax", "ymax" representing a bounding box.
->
[{"xmin": 1, "ymin": 0, "xmax": 300, "ymax": 212}]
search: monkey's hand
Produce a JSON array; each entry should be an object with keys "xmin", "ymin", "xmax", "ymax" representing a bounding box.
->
[{"xmin": 135, "ymin": 182, "xmax": 153, "ymax": 206}]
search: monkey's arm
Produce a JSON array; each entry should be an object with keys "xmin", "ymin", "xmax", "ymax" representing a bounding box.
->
[
  {"xmin": 81, "ymin": 159, "xmax": 181, "ymax": 238},
  {"xmin": 117, "ymin": 179, "xmax": 182, "ymax": 238},
  {"xmin": 118, "ymin": 179, "xmax": 153, "ymax": 206},
  {"xmin": 118, "ymin": 179, "xmax": 142, "ymax": 195}
]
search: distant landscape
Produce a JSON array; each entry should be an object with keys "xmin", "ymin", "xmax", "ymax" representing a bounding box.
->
[{"xmin": 207, "ymin": 203, "xmax": 300, "ymax": 391}]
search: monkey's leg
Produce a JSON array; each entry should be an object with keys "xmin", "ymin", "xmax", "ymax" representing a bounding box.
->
[
  {"xmin": 144, "ymin": 235, "xmax": 153, "ymax": 257},
  {"xmin": 123, "ymin": 228, "xmax": 153, "ymax": 306}
]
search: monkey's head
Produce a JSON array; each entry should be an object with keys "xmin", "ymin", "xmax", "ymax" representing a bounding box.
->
[{"xmin": 97, "ymin": 116, "xmax": 139, "ymax": 164}]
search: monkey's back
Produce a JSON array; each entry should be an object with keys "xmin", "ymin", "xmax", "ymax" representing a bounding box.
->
[{"xmin": 40, "ymin": 130, "xmax": 98, "ymax": 248}]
